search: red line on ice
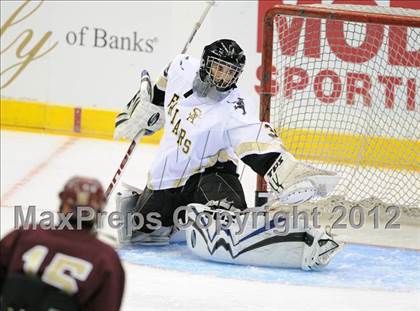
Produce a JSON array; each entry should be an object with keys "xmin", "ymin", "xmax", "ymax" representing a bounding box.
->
[{"xmin": 1, "ymin": 136, "xmax": 78, "ymax": 206}]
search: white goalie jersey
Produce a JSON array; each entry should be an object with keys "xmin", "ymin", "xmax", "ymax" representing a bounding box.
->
[{"xmin": 147, "ymin": 54, "xmax": 284, "ymax": 190}]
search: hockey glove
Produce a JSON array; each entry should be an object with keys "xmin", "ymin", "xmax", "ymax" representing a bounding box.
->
[{"xmin": 264, "ymin": 152, "xmax": 340, "ymax": 204}]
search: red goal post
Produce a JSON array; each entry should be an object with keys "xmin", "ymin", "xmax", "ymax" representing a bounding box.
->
[{"xmin": 256, "ymin": 4, "xmax": 420, "ymax": 208}]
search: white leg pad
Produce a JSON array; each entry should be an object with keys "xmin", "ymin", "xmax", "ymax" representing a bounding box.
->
[
  {"xmin": 115, "ymin": 188, "xmax": 139, "ymax": 244},
  {"xmin": 184, "ymin": 203, "xmax": 343, "ymax": 270},
  {"xmin": 301, "ymin": 227, "xmax": 343, "ymax": 271},
  {"xmin": 130, "ymin": 226, "xmax": 172, "ymax": 246},
  {"xmin": 115, "ymin": 184, "xmax": 175, "ymax": 246}
]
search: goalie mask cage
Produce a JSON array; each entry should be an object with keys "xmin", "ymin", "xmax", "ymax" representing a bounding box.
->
[{"xmin": 256, "ymin": 4, "xmax": 420, "ymax": 215}]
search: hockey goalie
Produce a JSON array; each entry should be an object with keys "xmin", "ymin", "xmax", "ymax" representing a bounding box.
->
[{"xmin": 114, "ymin": 39, "xmax": 342, "ymax": 270}]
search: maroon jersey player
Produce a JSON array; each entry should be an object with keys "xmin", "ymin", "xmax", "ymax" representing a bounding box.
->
[{"xmin": 0, "ymin": 177, "xmax": 125, "ymax": 311}]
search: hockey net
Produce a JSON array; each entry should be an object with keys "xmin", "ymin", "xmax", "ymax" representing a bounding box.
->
[{"xmin": 257, "ymin": 4, "xmax": 420, "ymax": 224}]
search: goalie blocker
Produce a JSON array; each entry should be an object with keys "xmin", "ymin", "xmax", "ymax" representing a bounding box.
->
[{"xmin": 114, "ymin": 70, "xmax": 165, "ymax": 141}]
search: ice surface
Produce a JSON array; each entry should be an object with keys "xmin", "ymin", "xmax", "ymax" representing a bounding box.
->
[{"xmin": 1, "ymin": 130, "xmax": 419, "ymax": 310}]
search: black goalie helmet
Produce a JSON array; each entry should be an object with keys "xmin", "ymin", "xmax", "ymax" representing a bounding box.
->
[{"xmin": 199, "ymin": 39, "xmax": 246, "ymax": 91}]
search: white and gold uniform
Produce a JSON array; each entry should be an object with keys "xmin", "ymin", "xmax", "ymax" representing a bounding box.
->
[
  {"xmin": 147, "ymin": 54, "xmax": 283, "ymax": 191},
  {"xmin": 114, "ymin": 41, "xmax": 341, "ymax": 265}
]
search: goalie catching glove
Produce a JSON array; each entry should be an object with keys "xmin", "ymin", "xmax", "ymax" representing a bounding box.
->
[
  {"xmin": 264, "ymin": 152, "xmax": 340, "ymax": 204},
  {"xmin": 114, "ymin": 70, "xmax": 165, "ymax": 141}
]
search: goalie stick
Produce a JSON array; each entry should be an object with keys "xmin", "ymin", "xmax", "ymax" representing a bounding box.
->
[{"xmin": 105, "ymin": 1, "xmax": 215, "ymax": 200}]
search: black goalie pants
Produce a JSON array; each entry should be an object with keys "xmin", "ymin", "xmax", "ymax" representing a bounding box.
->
[{"xmin": 134, "ymin": 162, "xmax": 247, "ymax": 233}]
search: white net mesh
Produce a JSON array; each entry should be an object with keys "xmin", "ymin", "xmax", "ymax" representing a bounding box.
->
[{"xmin": 265, "ymin": 5, "xmax": 419, "ymax": 216}]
